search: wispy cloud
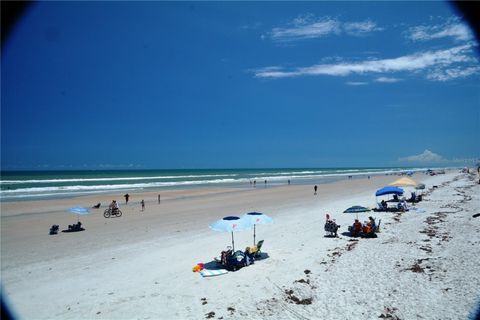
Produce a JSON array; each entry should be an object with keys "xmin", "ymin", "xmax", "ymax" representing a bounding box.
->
[
  {"xmin": 253, "ymin": 44, "xmax": 479, "ymax": 81},
  {"xmin": 267, "ymin": 15, "xmax": 381, "ymax": 42},
  {"xmin": 406, "ymin": 18, "xmax": 473, "ymax": 42},
  {"xmin": 270, "ymin": 17, "xmax": 340, "ymax": 42},
  {"xmin": 375, "ymin": 77, "xmax": 402, "ymax": 83},
  {"xmin": 344, "ymin": 20, "xmax": 383, "ymax": 36},
  {"xmin": 346, "ymin": 81, "xmax": 368, "ymax": 86},
  {"xmin": 426, "ymin": 66, "xmax": 480, "ymax": 81}
]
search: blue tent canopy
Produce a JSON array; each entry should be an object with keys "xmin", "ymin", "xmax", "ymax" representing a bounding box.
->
[{"xmin": 375, "ymin": 186, "xmax": 404, "ymax": 197}]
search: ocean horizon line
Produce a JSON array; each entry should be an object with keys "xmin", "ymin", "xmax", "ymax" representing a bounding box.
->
[
  {"xmin": 0, "ymin": 166, "xmax": 449, "ymax": 202},
  {"xmin": 0, "ymin": 165, "xmax": 456, "ymax": 173}
]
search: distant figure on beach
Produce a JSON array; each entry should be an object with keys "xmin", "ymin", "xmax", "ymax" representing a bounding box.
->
[
  {"xmin": 141, "ymin": 200, "xmax": 145, "ymax": 211},
  {"xmin": 368, "ymin": 176, "xmax": 370, "ymax": 179},
  {"xmin": 253, "ymin": 180, "xmax": 256, "ymax": 188},
  {"xmin": 264, "ymin": 180, "xmax": 267, "ymax": 187},
  {"xmin": 158, "ymin": 194, "xmax": 161, "ymax": 204},
  {"xmin": 314, "ymin": 185, "xmax": 318, "ymax": 195},
  {"xmin": 288, "ymin": 179, "xmax": 290, "ymax": 185},
  {"xmin": 348, "ymin": 175, "xmax": 352, "ymax": 180},
  {"xmin": 124, "ymin": 193, "xmax": 130, "ymax": 204}
]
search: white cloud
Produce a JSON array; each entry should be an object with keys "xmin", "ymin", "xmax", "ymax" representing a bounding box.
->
[
  {"xmin": 344, "ymin": 20, "xmax": 383, "ymax": 36},
  {"xmin": 253, "ymin": 44, "xmax": 479, "ymax": 81},
  {"xmin": 399, "ymin": 150, "xmax": 445, "ymax": 163},
  {"xmin": 345, "ymin": 81, "xmax": 368, "ymax": 86},
  {"xmin": 375, "ymin": 77, "xmax": 402, "ymax": 83},
  {"xmin": 267, "ymin": 16, "xmax": 381, "ymax": 41},
  {"xmin": 426, "ymin": 66, "xmax": 480, "ymax": 81},
  {"xmin": 406, "ymin": 18, "xmax": 473, "ymax": 42},
  {"xmin": 270, "ymin": 17, "xmax": 340, "ymax": 41}
]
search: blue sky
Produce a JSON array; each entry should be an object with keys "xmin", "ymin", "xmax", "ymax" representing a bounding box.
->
[{"xmin": 1, "ymin": 1, "xmax": 479, "ymax": 170}]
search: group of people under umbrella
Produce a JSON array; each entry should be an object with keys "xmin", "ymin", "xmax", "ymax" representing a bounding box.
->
[
  {"xmin": 336, "ymin": 176, "xmax": 425, "ymax": 238},
  {"xmin": 209, "ymin": 212, "xmax": 273, "ymax": 271},
  {"xmin": 374, "ymin": 177, "xmax": 424, "ymax": 212}
]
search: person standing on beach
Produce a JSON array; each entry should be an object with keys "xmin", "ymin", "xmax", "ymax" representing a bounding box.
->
[
  {"xmin": 264, "ymin": 180, "xmax": 267, "ymax": 188},
  {"xmin": 124, "ymin": 193, "xmax": 130, "ymax": 204},
  {"xmin": 253, "ymin": 180, "xmax": 256, "ymax": 188},
  {"xmin": 141, "ymin": 200, "xmax": 145, "ymax": 211},
  {"xmin": 158, "ymin": 194, "xmax": 161, "ymax": 204},
  {"xmin": 314, "ymin": 185, "xmax": 318, "ymax": 195},
  {"xmin": 288, "ymin": 179, "xmax": 290, "ymax": 185}
]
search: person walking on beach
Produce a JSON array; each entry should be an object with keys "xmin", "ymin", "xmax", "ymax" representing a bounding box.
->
[
  {"xmin": 158, "ymin": 194, "xmax": 161, "ymax": 204},
  {"xmin": 264, "ymin": 180, "xmax": 267, "ymax": 188},
  {"xmin": 288, "ymin": 179, "xmax": 290, "ymax": 185},
  {"xmin": 141, "ymin": 200, "xmax": 145, "ymax": 211},
  {"xmin": 253, "ymin": 180, "xmax": 256, "ymax": 188},
  {"xmin": 124, "ymin": 193, "xmax": 130, "ymax": 204},
  {"xmin": 314, "ymin": 185, "xmax": 318, "ymax": 195}
]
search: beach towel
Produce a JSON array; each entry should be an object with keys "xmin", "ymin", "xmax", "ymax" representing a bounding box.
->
[{"xmin": 200, "ymin": 269, "xmax": 228, "ymax": 277}]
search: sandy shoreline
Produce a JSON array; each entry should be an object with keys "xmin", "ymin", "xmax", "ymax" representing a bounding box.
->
[{"xmin": 1, "ymin": 170, "xmax": 479, "ymax": 319}]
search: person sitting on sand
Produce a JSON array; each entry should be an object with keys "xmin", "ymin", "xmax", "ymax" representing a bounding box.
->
[
  {"xmin": 362, "ymin": 222, "xmax": 372, "ymax": 234},
  {"xmin": 397, "ymin": 199, "xmax": 407, "ymax": 212},
  {"xmin": 351, "ymin": 219, "xmax": 362, "ymax": 236},
  {"xmin": 244, "ymin": 247, "xmax": 255, "ymax": 265},
  {"xmin": 380, "ymin": 200, "xmax": 387, "ymax": 210}
]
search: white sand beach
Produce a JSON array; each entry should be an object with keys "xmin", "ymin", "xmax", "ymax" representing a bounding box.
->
[{"xmin": 1, "ymin": 171, "xmax": 479, "ymax": 319}]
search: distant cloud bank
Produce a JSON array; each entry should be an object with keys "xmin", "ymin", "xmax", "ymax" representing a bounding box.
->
[
  {"xmin": 399, "ymin": 150, "xmax": 477, "ymax": 165},
  {"xmin": 399, "ymin": 150, "xmax": 445, "ymax": 163}
]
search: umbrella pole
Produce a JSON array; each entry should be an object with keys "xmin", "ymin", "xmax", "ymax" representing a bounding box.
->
[
  {"xmin": 253, "ymin": 224, "xmax": 256, "ymax": 246},
  {"xmin": 231, "ymin": 232, "xmax": 235, "ymax": 252}
]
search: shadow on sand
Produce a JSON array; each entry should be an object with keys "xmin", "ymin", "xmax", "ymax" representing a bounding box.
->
[{"xmin": 203, "ymin": 252, "xmax": 271, "ymax": 271}]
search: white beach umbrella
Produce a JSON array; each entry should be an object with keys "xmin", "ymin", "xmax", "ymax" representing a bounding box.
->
[
  {"xmin": 242, "ymin": 212, "xmax": 273, "ymax": 246},
  {"xmin": 67, "ymin": 207, "xmax": 90, "ymax": 222},
  {"xmin": 209, "ymin": 216, "xmax": 251, "ymax": 251}
]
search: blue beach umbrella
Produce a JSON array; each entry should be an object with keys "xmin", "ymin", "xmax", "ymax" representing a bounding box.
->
[
  {"xmin": 242, "ymin": 212, "xmax": 273, "ymax": 246},
  {"xmin": 209, "ymin": 216, "xmax": 251, "ymax": 251},
  {"xmin": 67, "ymin": 207, "xmax": 90, "ymax": 222},
  {"xmin": 343, "ymin": 206, "xmax": 371, "ymax": 213},
  {"xmin": 375, "ymin": 186, "xmax": 404, "ymax": 197}
]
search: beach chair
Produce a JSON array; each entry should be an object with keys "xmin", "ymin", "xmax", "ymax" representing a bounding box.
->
[
  {"xmin": 375, "ymin": 219, "xmax": 381, "ymax": 232},
  {"xmin": 253, "ymin": 240, "xmax": 264, "ymax": 258},
  {"xmin": 324, "ymin": 220, "xmax": 340, "ymax": 237},
  {"xmin": 245, "ymin": 240, "xmax": 265, "ymax": 258}
]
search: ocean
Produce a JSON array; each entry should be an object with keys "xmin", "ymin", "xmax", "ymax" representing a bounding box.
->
[{"xmin": 0, "ymin": 167, "xmax": 422, "ymax": 201}]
